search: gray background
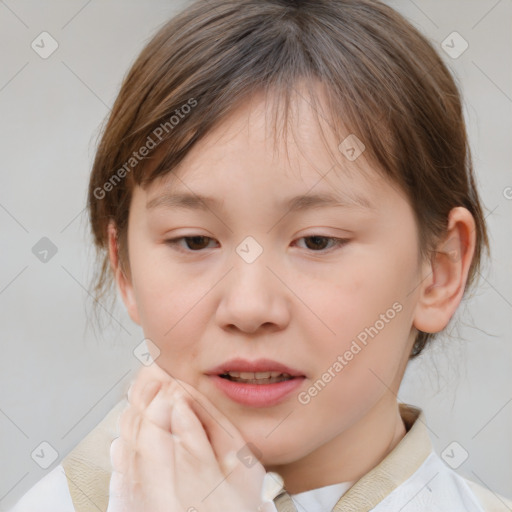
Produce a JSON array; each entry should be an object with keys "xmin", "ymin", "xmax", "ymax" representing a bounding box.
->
[{"xmin": 0, "ymin": 0, "xmax": 511, "ymax": 509}]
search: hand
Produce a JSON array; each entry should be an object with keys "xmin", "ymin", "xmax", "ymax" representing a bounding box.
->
[{"xmin": 107, "ymin": 363, "xmax": 281, "ymax": 512}]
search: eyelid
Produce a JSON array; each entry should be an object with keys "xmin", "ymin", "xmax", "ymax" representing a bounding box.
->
[
  {"xmin": 164, "ymin": 235, "xmax": 218, "ymax": 253},
  {"xmin": 293, "ymin": 235, "xmax": 349, "ymax": 253},
  {"xmin": 164, "ymin": 234, "xmax": 349, "ymax": 254}
]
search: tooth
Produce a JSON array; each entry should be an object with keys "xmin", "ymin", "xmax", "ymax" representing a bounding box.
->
[
  {"xmin": 227, "ymin": 371, "xmax": 293, "ymax": 380},
  {"xmin": 255, "ymin": 372, "xmax": 271, "ymax": 379}
]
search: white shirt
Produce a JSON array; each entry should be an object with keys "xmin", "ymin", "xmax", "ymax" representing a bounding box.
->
[
  {"xmin": 289, "ymin": 481, "xmax": 353, "ymax": 511},
  {"xmin": 7, "ymin": 465, "xmax": 75, "ymax": 512}
]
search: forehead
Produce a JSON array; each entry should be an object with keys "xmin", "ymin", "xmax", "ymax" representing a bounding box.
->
[{"xmin": 142, "ymin": 86, "xmax": 392, "ymax": 208}]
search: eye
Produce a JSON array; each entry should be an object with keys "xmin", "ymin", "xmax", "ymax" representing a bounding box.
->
[
  {"xmin": 164, "ymin": 234, "xmax": 349, "ymax": 254},
  {"xmin": 165, "ymin": 236, "xmax": 218, "ymax": 252},
  {"xmin": 294, "ymin": 235, "xmax": 348, "ymax": 252}
]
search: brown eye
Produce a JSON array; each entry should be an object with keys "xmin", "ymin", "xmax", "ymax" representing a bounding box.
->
[
  {"xmin": 165, "ymin": 236, "xmax": 217, "ymax": 252},
  {"xmin": 295, "ymin": 236, "xmax": 348, "ymax": 252},
  {"xmin": 303, "ymin": 236, "xmax": 330, "ymax": 251}
]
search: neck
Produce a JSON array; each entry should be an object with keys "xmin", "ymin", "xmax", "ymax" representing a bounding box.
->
[{"xmin": 265, "ymin": 396, "xmax": 407, "ymax": 495}]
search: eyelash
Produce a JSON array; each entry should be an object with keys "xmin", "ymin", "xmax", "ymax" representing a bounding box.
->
[{"xmin": 164, "ymin": 235, "xmax": 349, "ymax": 254}]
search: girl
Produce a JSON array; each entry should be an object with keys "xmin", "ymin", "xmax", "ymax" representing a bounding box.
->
[{"xmin": 9, "ymin": 0, "xmax": 511, "ymax": 510}]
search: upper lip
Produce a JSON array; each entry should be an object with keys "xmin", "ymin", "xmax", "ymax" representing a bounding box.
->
[{"xmin": 206, "ymin": 358, "xmax": 305, "ymax": 377}]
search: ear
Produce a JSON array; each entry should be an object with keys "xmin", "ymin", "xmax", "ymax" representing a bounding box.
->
[
  {"xmin": 413, "ymin": 207, "xmax": 476, "ymax": 334},
  {"xmin": 107, "ymin": 221, "xmax": 141, "ymax": 326}
]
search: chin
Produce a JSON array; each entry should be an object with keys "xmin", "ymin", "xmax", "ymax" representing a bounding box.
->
[
  {"xmin": 236, "ymin": 427, "xmax": 303, "ymax": 465},
  {"xmin": 260, "ymin": 448, "xmax": 302, "ymax": 467}
]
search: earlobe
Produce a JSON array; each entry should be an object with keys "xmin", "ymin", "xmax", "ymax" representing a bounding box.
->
[
  {"xmin": 413, "ymin": 207, "xmax": 476, "ymax": 334},
  {"xmin": 107, "ymin": 221, "xmax": 141, "ymax": 326}
]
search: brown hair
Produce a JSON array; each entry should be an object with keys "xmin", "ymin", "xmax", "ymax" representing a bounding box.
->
[{"xmin": 87, "ymin": 0, "xmax": 489, "ymax": 358}]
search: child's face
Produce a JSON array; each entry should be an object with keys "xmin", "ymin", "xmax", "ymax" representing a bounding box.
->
[{"xmin": 119, "ymin": 87, "xmax": 425, "ymax": 467}]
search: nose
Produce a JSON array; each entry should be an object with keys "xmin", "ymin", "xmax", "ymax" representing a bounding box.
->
[{"xmin": 215, "ymin": 254, "xmax": 291, "ymax": 335}]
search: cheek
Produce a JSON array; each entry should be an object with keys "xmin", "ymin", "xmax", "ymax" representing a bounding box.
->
[
  {"xmin": 298, "ymin": 244, "xmax": 417, "ymax": 398},
  {"xmin": 290, "ymin": 323, "xmax": 407, "ymax": 448},
  {"xmin": 301, "ymin": 254, "xmax": 402, "ymax": 345},
  {"xmin": 130, "ymin": 253, "xmax": 218, "ymax": 362}
]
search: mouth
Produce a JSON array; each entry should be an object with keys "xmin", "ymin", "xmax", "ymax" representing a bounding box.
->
[
  {"xmin": 206, "ymin": 357, "xmax": 305, "ymax": 379},
  {"xmin": 218, "ymin": 371, "xmax": 296, "ymax": 384},
  {"xmin": 206, "ymin": 359, "xmax": 306, "ymax": 407}
]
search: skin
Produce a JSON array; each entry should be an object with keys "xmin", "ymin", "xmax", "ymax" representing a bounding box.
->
[
  {"xmin": 108, "ymin": 84, "xmax": 476, "ymax": 506},
  {"xmin": 109, "ymin": 370, "xmax": 272, "ymax": 511}
]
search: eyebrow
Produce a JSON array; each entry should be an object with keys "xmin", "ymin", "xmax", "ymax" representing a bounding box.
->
[{"xmin": 146, "ymin": 190, "xmax": 375, "ymax": 212}]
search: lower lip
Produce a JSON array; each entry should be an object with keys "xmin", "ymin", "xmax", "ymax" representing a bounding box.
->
[{"xmin": 209, "ymin": 375, "xmax": 305, "ymax": 407}]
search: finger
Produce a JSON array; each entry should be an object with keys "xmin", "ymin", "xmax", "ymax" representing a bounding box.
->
[
  {"xmin": 116, "ymin": 410, "xmax": 178, "ymax": 508},
  {"xmin": 126, "ymin": 379, "xmax": 190, "ymax": 434},
  {"xmin": 127, "ymin": 364, "xmax": 174, "ymax": 405},
  {"xmin": 129, "ymin": 367, "xmax": 261, "ymax": 476},
  {"xmin": 110, "ymin": 436, "xmax": 131, "ymax": 475},
  {"xmin": 127, "ymin": 366, "xmax": 221, "ymax": 443},
  {"xmin": 107, "ymin": 470, "xmax": 130, "ymax": 512},
  {"xmin": 119, "ymin": 381, "xmax": 162, "ymax": 437},
  {"xmin": 137, "ymin": 378, "xmax": 250, "ymax": 479},
  {"xmin": 169, "ymin": 394, "xmax": 218, "ymax": 461},
  {"xmin": 128, "ymin": 375, "xmax": 268, "ymax": 508},
  {"xmin": 139, "ymin": 379, "xmax": 163, "ymax": 409},
  {"xmin": 127, "ymin": 366, "xmax": 181, "ymax": 431},
  {"xmin": 141, "ymin": 381, "xmax": 181, "ymax": 432},
  {"xmin": 171, "ymin": 379, "xmax": 255, "ymax": 474},
  {"xmin": 109, "ymin": 452, "xmax": 176, "ymax": 512},
  {"xmin": 125, "ymin": 376, "xmax": 176, "ymax": 439},
  {"xmin": 149, "ymin": 376, "xmax": 262, "ymax": 478},
  {"xmin": 128, "ymin": 372, "xmax": 208, "ymax": 438},
  {"xmin": 140, "ymin": 382, "xmax": 222, "ymax": 475},
  {"xmin": 108, "ymin": 437, "xmax": 139, "ymax": 512},
  {"xmin": 170, "ymin": 381, "xmax": 268, "ymax": 499},
  {"xmin": 119, "ymin": 404, "xmax": 176, "ymax": 467}
]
